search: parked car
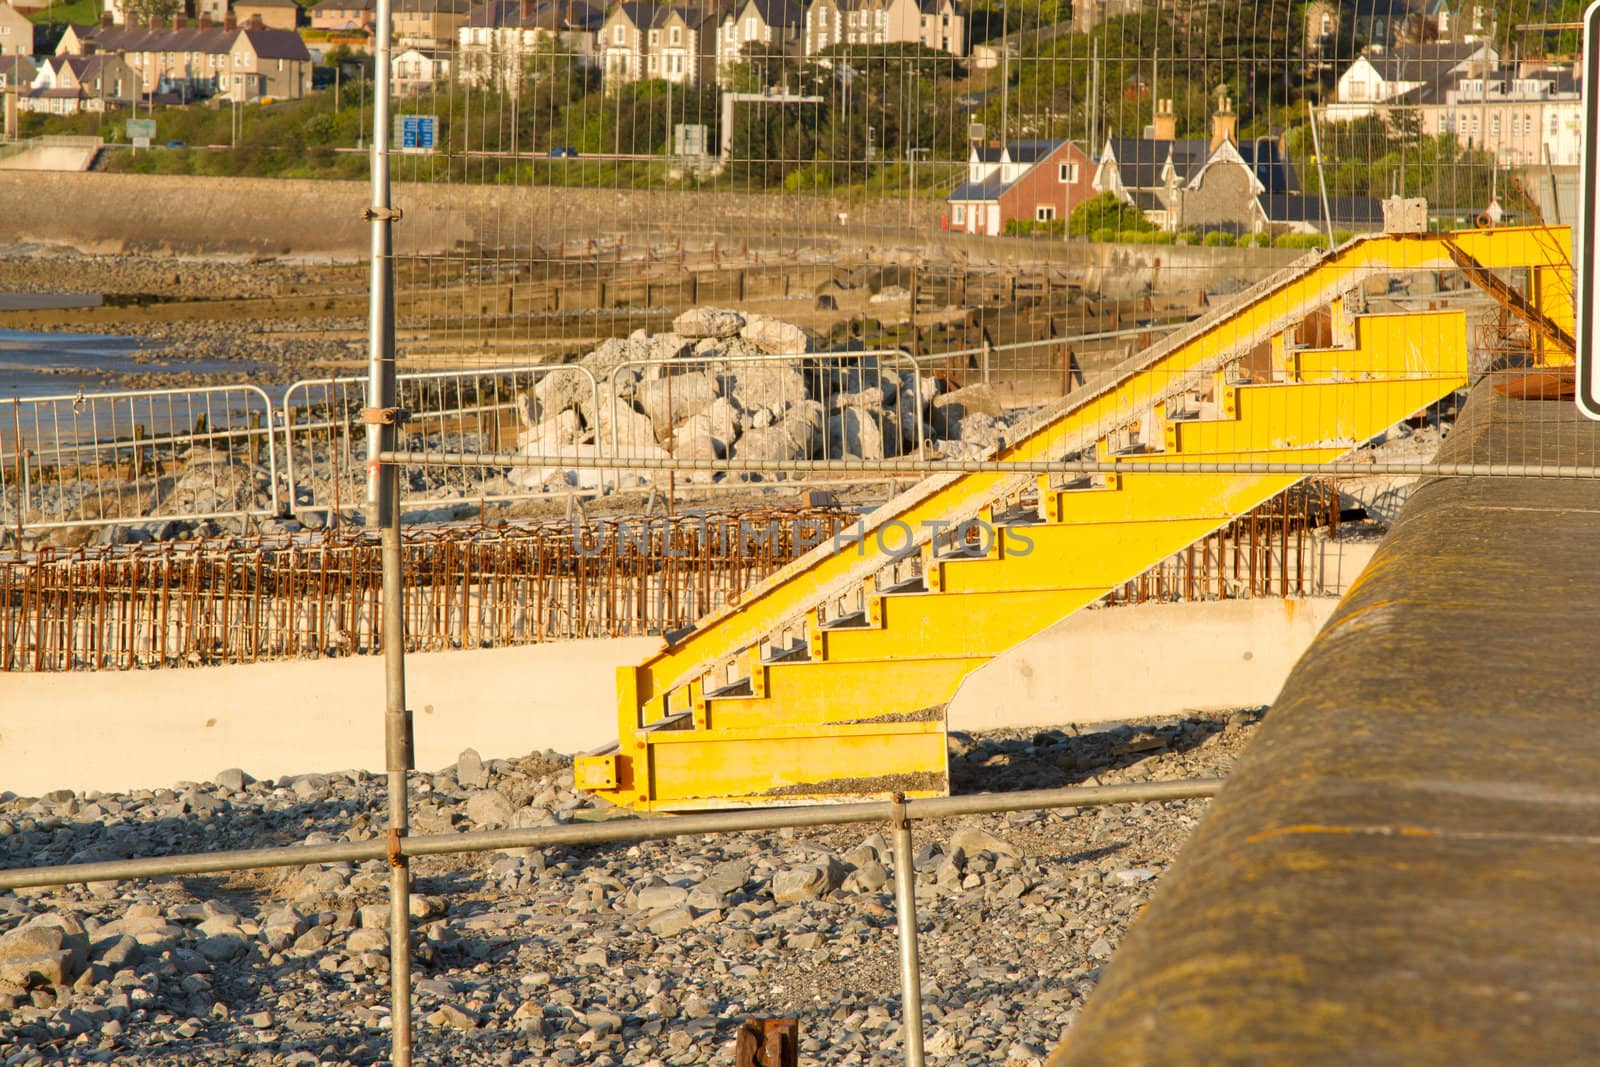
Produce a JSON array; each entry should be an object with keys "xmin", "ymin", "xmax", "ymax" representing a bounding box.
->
[
  {"xmin": 164, "ymin": 140, "xmax": 186, "ymax": 149},
  {"xmin": 547, "ymin": 146, "xmax": 579, "ymax": 158}
]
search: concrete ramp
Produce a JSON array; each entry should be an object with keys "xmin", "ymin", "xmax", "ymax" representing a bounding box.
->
[{"xmin": 0, "ymin": 137, "xmax": 102, "ymax": 172}]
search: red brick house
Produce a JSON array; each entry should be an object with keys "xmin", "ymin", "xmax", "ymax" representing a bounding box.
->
[{"xmin": 946, "ymin": 139, "xmax": 1095, "ymax": 236}]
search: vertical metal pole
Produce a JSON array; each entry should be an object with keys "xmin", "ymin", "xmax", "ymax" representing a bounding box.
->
[
  {"xmin": 890, "ymin": 794, "xmax": 926, "ymax": 1067},
  {"xmin": 364, "ymin": 0, "xmax": 412, "ymax": 1062}
]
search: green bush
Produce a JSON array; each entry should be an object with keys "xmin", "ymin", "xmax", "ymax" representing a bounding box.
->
[
  {"xmin": 1069, "ymin": 191, "xmax": 1155, "ymax": 237},
  {"xmin": 1202, "ymin": 231, "xmax": 1233, "ymax": 247},
  {"xmin": 1090, "ymin": 227, "xmax": 1116, "ymax": 243},
  {"xmin": 1238, "ymin": 233, "xmax": 1272, "ymax": 248},
  {"xmin": 1273, "ymin": 233, "xmax": 1326, "ymax": 249}
]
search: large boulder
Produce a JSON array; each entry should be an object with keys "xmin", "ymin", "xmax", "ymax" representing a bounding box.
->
[
  {"xmin": 827, "ymin": 408, "xmax": 888, "ymax": 461},
  {"xmin": 645, "ymin": 332, "xmax": 694, "ymax": 363},
  {"xmin": 598, "ymin": 401, "xmax": 664, "ymax": 457},
  {"xmin": 0, "ymin": 915, "xmax": 89, "ymax": 989},
  {"xmin": 516, "ymin": 408, "xmax": 584, "ymax": 456},
  {"xmin": 673, "ymin": 307, "xmax": 746, "ymax": 340},
  {"xmin": 930, "ymin": 383, "xmax": 1005, "ymax": 440},
  {"xmin": 635, "ymin": 372, "xmax": 719, "ymax": 438},
  {"xmin": 730, "ymin": 403, "xmax": 822, "ymax": 465},
  {"xmin": 673, "ymin": 397, "xmax": 741, "ymax": 460},
  {"xmin": 739, "ymin": 315, "xmax": 811, "ymax": 355},
  {"xmin": 726, "ymin": 360, "xmax": 808, "ymax": 414}
]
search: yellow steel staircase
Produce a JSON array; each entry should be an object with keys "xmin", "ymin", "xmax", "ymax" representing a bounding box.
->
[{"xmin": 575, "ymin": 226, "xmax": 1573, "ymax": 811}]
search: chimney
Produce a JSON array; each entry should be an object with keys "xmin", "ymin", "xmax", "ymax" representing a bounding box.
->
[
  {"xmin": 174, "ymin": 14, "xmax": 187, "ymax": 28},
  {"xmin": 225, "ymin": 12, "xmax": 237, "ymax": 29},
  {"xmin": 1152, "ymin": 98, "xmax": 1176, "ymax": 142},
  {"xmin": 100, "ymin": 12, "xmax": 112, "ymax": 27},
  {"xmin": 1210, "ymin": 93, "xmax": 1236, "ymax": 152},
  {"xmin": 248, "ymin": 14, "xmax": 264, "ymax": 28}
]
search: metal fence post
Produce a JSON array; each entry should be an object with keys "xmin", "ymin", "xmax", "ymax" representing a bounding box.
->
[
  {"xmin": 890, "ymin": 793, "xmax": 926, "ymax": 1067},
  {"xmin": 362, "ymin": 0, "xmax": 412, "ymax": 1059}
]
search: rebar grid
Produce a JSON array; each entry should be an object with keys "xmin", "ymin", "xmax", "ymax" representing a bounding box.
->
[{"xmin": 0, "ymin": 508, "xmax": 855, "ymax": 671}]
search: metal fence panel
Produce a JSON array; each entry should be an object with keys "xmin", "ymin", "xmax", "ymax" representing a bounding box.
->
[
  {"xmin": 0, "ymin": 385, "xmax": 279, "ymax": 536},
  {"xmin": 282, "ymin": 364, "xmax": 602, "ymax": 519}
]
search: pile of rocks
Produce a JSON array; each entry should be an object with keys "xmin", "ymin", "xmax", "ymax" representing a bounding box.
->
[
  {"xmin": 511, "ymin": 307, "xmax": 1014, "ymax": 490},
  {"xmin": 0, "ymin": 711, "xmax": 1261, "ymax": 1065}
]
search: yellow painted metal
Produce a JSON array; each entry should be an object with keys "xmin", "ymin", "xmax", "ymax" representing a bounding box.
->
[
  {"xmin": 1290, "ymin": 310, "xmax": 1469, "ymax": 383},
  {"xmin": 811, "ymin": 588, "xmax": 1088, "ymax": 662},
  {"xmin": 574, "ymin": 227, "xmax": 1571, "ymax": 811},
  {"xmin": 701, "ymin": 656, "xmax": 988, "ymax": 730},
  {"xmin": 638, "ymin": 720, "xmax": 949, "ymax": 809}
]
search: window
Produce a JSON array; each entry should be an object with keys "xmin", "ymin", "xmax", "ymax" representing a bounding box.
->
[
  {"xmin": 818, "ymin": 6, "xmax": 826, "ymax": 25},
  {"xmin": 1036, "ymin": 205, "xmax": 1056, "ymax": 221},
  {"xmin": 1490, "ymin": 114, "xmax": 1499, "ymax": 136},
  {"xmin": 648, "ymin": 55, "xmax": 657, "ymax": 71},
  {"xmin": 1551, "ymin": 114, "xmax": 1559, "ymax": 135},
  {"xmin": 670, "ymin": 26, "xmax": 680, "ymax": 43},
  {"xmin": 613, "ymin": 24, "xmax": 624, "ymax": 43},
  {"xmin": 952, "ymin": 204, "xmax": 965, "ymax": 224},
  {"xmin": 1058, "ymin": 162, "xmax": 1078, "ymax": 182}
]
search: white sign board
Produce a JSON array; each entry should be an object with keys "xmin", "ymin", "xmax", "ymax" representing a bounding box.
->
[{"xmin": 1577, "ymin": 0, "xmax": 1600, "ymax": 418}]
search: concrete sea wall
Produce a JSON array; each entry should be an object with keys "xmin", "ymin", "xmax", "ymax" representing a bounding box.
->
[{"xmin": 0, "ymin": 172, "xmax": 1303, "ymax": 294}]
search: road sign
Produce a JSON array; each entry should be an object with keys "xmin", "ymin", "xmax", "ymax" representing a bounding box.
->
[
  {"xmin": 393, "ymin": 114, "xmax": 436, "ymax": 153},
  {"xmin": 125, "ymin": 118, "xmax": 155, "ymax": 142},
  {"xmin": 1577, "ymin": 0, "xmax": 1600, "ymax": 417}
]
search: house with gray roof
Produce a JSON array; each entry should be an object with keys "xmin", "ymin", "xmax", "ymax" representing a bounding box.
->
[
  {"xmin": 457, "ymin": 0, "xmax": 603, "ymax": 91},
  {"xmin": 1096, "ymin": 96, "xmax": 1380, "ymax": 236},
  {"xmin": 947, "ymin": 138, "xmax": 1094, "ymax": 236},
  {"xmin": 57, "ymin": 17, "xmax": 311, "ymax": 102},
  {"xmin": 714, "ymin": 0, "xmax": 803, "ymax": 86}
]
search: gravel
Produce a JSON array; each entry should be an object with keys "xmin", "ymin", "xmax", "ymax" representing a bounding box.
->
[{"xmin": 0, "ymin": 710, "xmax": 1263, "ymax": 1065}]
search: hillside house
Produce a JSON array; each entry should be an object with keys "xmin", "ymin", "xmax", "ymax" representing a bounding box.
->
[
  {"xmin": 395, "ymin": 0, "xmax": 473, "ymax": 49},
  {"xmin": 232, "ymin": 0, "xmax": 302, "ymax": 31},
  {"xmin": 599, "ymin": 3, "xmax": 716, "ymax": 88},
  {"xmin": 804, "ymin": 0, "xmax": 964, "ymax": 57},
  {"xmin": 24, "ymin": 53, "xmax": 138, "ymax": 113},
  {"xmin": 310, "ymin": 0, "xmax": 377, "ymax": 32},
  {"xmin": 456, "ymin": 0, "xmax": 602, "ymax": 92},
  {"xmin": 393, "ymin": 45, "xmax": 452, "ymax": 90},
  {"xmin": 946, "ymin": 139, "xmax": 1094, "ymax": 236},
  {"xmin": 0, "ymin": 54, "xmax": 36, "ymax": 91},
  {"xmin": 58, "ymin": 18, "xmax": 311, "ymax": 101},
  {"xmin": 0, "ymin": 2, "xmax": 33, "ymax": 58},
  {"xmin": 714, "ymin": 0, "xmax": 802, "ymax": 86},
  {"xmin": 1324, "ymin": 40, "xmax": 1496, "ymax": 119}
]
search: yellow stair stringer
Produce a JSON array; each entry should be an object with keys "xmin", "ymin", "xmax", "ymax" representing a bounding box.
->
[{"xmin": 575, "ymin": 227, "xmax": 1566, "ymax": 810}]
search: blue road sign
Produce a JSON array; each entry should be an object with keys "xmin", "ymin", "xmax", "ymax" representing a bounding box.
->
[{"xmin": 394, "ymin": 115, "xmax": 436, "ymax": 153}]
